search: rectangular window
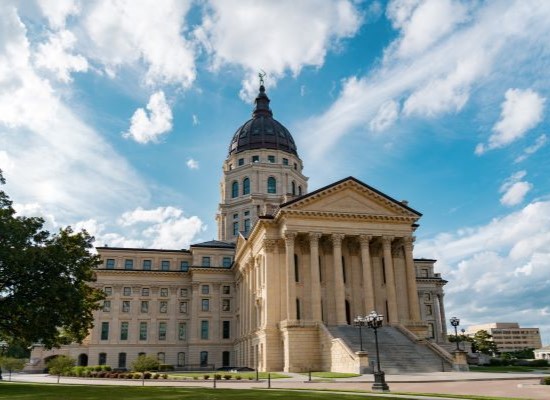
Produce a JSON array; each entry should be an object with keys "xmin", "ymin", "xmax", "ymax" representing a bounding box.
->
[
  {"xmin": 282, "ymin": 158, "xmax": 289, "ymax": 165},
  {"xmin": 120, "ymin": 322, "xmax": 129, "ymax": 340},
  {"xmin": 179, "ymin": 301, "xmax": 188, "ymax": 313},
  {"xmin": 101, "ymin": 322, "xmax": 109, "ymax": 340},
  {"xmin": 232, "ymin": 221, "xmax": 239, "ymax": 236},
  {"xmin": 142, "ymin": 260, "xmax": 152, "ymax": 270},
  {"xmin": 141, "ymin": 287, "xmax": 150, "ymax": 296},
  {"xmin": 426, "ymin": 305, "xmax": 433, "ymax": 315},
  {"xmin": 122, "ymin": 301, "xmax": 130, "ymax": 313},
  {"xmin": 161, "ymin": 260, "xmax": 170, "ymax": 271},
  {"xmin": 180, "ymin": 288, "xmax": 188, "ymax": 297},
  {"xmin": 139, "ymin": 322, "xmax": 147, "ymax": 340},
  {"xmin": 102, "ymin": 300, "xmax": 111, "ymax": 312},
  {"xmin": 244, "ymin": 219, "xmax": 250, "ymax": 233},
  {"xmin": 238, "ymin": 158, "xmax": 244, "ymax": 166},
  {"xmin": 201, "ymin": 320, "xmax": 209, "ymax": 340},
  {"xmin": 268, "ymin": 155, "xmax": 275, "ymax": 163},
  {"xmin": 252, "ymin": 155, "xmax": 259, "ymax": 162},
  {"xmin": 202, "ymin": 257, "xmax": 211, "ymax": 267},
  {"xmin": 103, "ymin": 287, "xmax": 112, "ymax": 296},
  {"xmin": 118, "ymin": 352, "xmax": 126, "ymax": 368},
  {"xmin": 222, "ymin": 321, "xmax": 230, "ymax": 339},
  {"xmin": 233, "ymin": 213, "xmax": 239, "ymax": 219},
  {"xmin": 223, "ymin": 257, "xmax": 232, "ymax": 268},
  {"xmin": 200, "ymin": 351, "xmax": 208, "ymax": 366},
  {"xmin": 201, "ymin": 299, "xmax": 210, "ymax": 312},
  {"xmin": 201, "ymin": 285, "xmax": 209, "ymax": 294},
  {"xmin": 180, "ymin": 261, "xmax": 189, "ymax": 271},
  {"xmin": 222, "ymin": 298, "xmax": 230, "ymax": 311},
  {"xmin": 106, "ymin": 259, "xmax": 115, "ymax": 269},
  {"xmin": 98, "ymin": 353, "xmax": 106, "ymax": 365},
  {"xmin": 178, "ymin": 322, "xmax": 187, "ymax": 340},
  {"xmin": 160, "ymin": 288, "xmax": 169, "ymax": 297},
  {"xmin": 244, "ymin": 210, "xmax": 250, "ymax": 216},
  {"xmin": 123, "ymin": 287, "xmax": 131, "ymax": 296},
  {"xmin": 158, "ymin": 322, "xmax": 167, "ymax": 340},
  {"xmin": 159, "ymin": 301, "xmax": 168, "ymax": 313},
  {"xmin": 294, "ymin": 162, "xmax": 298, "ymax": 170},
  {"xmin": 124, "ymin": 259, "xmax": 133, "ymax": 270},
  {"xmin": 222, "ymin": 285, "xmax": 230, "ymax": 295},
  {"xmin": 141, "ymin": 301, "xmax": 149, "ymax": 313}
]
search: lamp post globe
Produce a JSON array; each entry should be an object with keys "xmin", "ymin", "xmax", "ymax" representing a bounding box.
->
[
  {"xmin": 450, "ymin": 317, "xmax": 460, "ymax": 351},
  {"xmin": 366, "ymin": 311, "xmax": 389, "ymax": 392},
  {"xmin": 354, "ymin": 316, "xmax": 366, "ymax": 352}
]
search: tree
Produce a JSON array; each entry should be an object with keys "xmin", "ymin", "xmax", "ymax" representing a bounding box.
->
[
  {"xmin": 47, "ymin": 355, "xmax": 75, "ymax": 383},
  {"xmin": 0, "ymin": 357, "xmax": 26, "ymax": 381},
  {"xmin": 471, "ymin": 330, "xmax": 499, "ymax": 355},
  {"xmin": 0, "ymin": 170, "xmax": 104, "ymax": 348},
  {"xmin": 131, "ymin": 354, "xmax": 160, "ymax": 372}
]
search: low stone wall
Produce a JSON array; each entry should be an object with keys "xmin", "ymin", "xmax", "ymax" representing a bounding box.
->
[{"xmin": 318, "ymin": 324, "xmax": 368, "ymax": 373}]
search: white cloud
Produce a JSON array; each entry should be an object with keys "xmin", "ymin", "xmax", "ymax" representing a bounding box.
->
[
  {"xmin": 118, "ymin": 206, "xmax": 183, "ymax": 226},
  {"xmin": 34, "ymin": 29, "xmax": 88, "ymax": 83},
  {"xmin": 477, "ymin": 88, "xmax": 546, "ymax": 154},
  {"xmin": 370, "ymin": 100, "xmax": 399, "ymax": 132},
  {"xmin": 515, "ymin": 134, "xmax": 547, "ymax": 163},
  {"xmin": 192, "ymin": 114, "xmax": 199, "ymax": 126},
  {"xmin": 186, "ymin": 158, "xmax": 199, "ymax": 170},
  {"xmin": 37, "ymin": 0, "xmax": 80, "ymax": 30},
  {"xmin": 123, "ymin": 91, "xmax": 173, "ymax": 144},
  {"xmin": 194, "ymin": 0, "xmax": 362, "ymax": 101},
  {"xmin": 499, "ymin": 171, "xmax": 532, "ymax": 207}
]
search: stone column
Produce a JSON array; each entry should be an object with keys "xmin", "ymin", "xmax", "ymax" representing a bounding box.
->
[
  {"xmin": 309, "ymin": 232, "xmax": 323, "ymax": 321},
  {"xmin": 332, "ymin": 233, "xmax": 347, "ymax": 325},
  {"xmin": 359, "ymin": 235, "xmax": 375, "ymax": 314},
  {"xmin": 382, "ymin": 236, "xmax": 399, "ymax": 324},
  {"xmin": 190, "ymin": 282, "xmax": 200, "ymax": 341},
  {"xmin": 284, "ymin": 232, "xmax": 297, "ymax": 321},
  {"xmin": 438, "ymin": 293, "xmax": 448, "ymax": 338},
  {"xmin": 403, "ymin": 237, "xmax": 421, "ymax": 321},
  {"xmin": 433, "ymin": 291, "xmax": 443, "ymax": 342}
]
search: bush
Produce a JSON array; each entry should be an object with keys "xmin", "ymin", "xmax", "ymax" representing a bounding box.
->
[
  {"xmin": 97, "ymin": 371, "xmax": 107, "ymax": 378},
  {"xmin": 540, "ymin": 376, "xmax": 550, "ymax": 385},
  {"xmin": 135, "ymin": 373, "xmax": 143, "ymax": 379},
  {"xmin": 143, "ymin": 372, "xmax": 152, "ymax": 379},
  {"xmin": 158, "ymin": 364, "xmax": 174, "ymax": 371},
  {"xmin": 73, "ymin": 366, "xmax": 85, "ymax": 377},
  {"xmin": 94, "ymin": 365, "xmax": 103, "ymax": 372},
  {"xmin": 236, "ymin": 375, "xmax": 242, "ymax": 380},
  {"xmin": 214, "ymin": 374, "xmax": 222, "ymax": 380},
  {"xmin": 162, "ymin": 374, "xmax": 168, "ymax": 379},
  {"xmin": 153, "ymin": 373, "xmax": 160, "ymax": 379},
  {"xmin": 193, "ymin": 376, "xmax": 198, "ymax": 380},
  {"xmin": 103, "ymin": 365, "xmax": 112, "ymax": 372},
  {"xmin": 223, "ymin": 374, "xmax": 231, "ymax": 380},
  {"xmin": 530, "ymin": 359, "xmax": 549, "ymax": 367},
  {"xmin": 204, "ymin": 374, "xmax": 210, "ymax": 380},
  {"xmin": 132, "ymin": 355, "xmax": 160, "ymax": 373}
]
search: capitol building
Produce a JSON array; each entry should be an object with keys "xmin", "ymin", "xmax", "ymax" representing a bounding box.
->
[{"xmin": 31, "ymin": 84, "xmax": 453, "ymax": 373}]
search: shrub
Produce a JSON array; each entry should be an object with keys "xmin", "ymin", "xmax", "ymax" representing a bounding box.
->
[
  {"xmin": 193, "ymin": 376, "xmax": 198, "ymax": 380},
  {"xmin": 134, "ymin": 373, "xmax": 142, "ymax": 379},
  {"xmin": 118, "ymin": 373, "xmax": 126, "ymax": 379},
  {"xmin": 162, "ymin": 374, "xmax": 168, "ymax": 379},
  {"xmin": 236, "ymin": 375, "xmax": 242, "ymax": 380},
  {"xmin": 158, "ymin": 364, "xmax": 174, "ymax": 371},
  {"xmin": 530, "ymin": 359, "xmax": 549, "ymax": 367},
  {"xmin": 94, "ymin": 365, "xmax": 103, "ymax": 372},
  {"xmin": 540, "ymin": 376, "xmax": 550, "ymax": 385},
  {"xmin": 103, "ymin": 365, "xmax": 112, "ymax": 371},
  {"xmin": 73, "ymin": 366, "xmax": 85, "ymax": 377},
  {"xmin": 204, "ymin": 374, "xmax": 210, "ymax": 380},
  {"xmin": 223, "ymin": 374, "xmax": 231, "ymax": 380},
  {"xmin": 214, "ymin": 374, "xmax": 222, "ymax": 380},
  {"xmin": 153, "ymin": 373, "xmax": 160, "ymax": 379},
  {"xmin": 143, "ymin": 372, "xmax": 152, "ymax": 379},
  {"xmin": 97, "ymin": 371, "xmax": 107, "ymax": 378}
]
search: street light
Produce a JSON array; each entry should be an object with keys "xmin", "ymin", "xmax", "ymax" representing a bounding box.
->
[
  {"xmin": 366, "ymin": 311, "xmax": 389, "ymax": 392},
  {"xmin": 450, "ymin": 316, "xmax": 460, "ymax": 351},
  {"xmin": 354, "ymin": 316, "xmax": 366, "ymax": 352}
]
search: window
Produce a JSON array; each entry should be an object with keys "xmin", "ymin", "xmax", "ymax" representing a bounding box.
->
[
  {"xmin": 421, "ymin": 268, "xmax": 429, "ymax": 278},
  {"xmin": 238, "ymin": 158, "xmax": 244, "ymax": 166},
  {"xmin": 158, "ymin": 322, "xmax": 167, "ymax": 340},
  {"xmin": 100, "ymin": 322, "xmax": 109, "ymax": 340},
  {"xmin": 425, "ymin": 305, "xmax": 433, "ymax": 315},
  {"xmin": 381, "ymin": 258, "xmax": 386, "ymax": 284},
  {"xmin": 106, "ymin": 259, "xmax": 115, "ymax": 269},
  {"xmin": 180, "ymin": 288, "xmax": 188, "ymax": 297},
  {"xmin": 201, "ymin": 285, "xmax": 209, "ymax": 294},
  {"xmin": 200, "ymin": 351, "xmax": 208, "ymax": 366},
  {"xmin": 222, "ymin": 285, "xmax": 230, "ymax": 295},
  {"xmin": 159, "ymin": 301, "xmax": 168, "ymax": 313},
  {"xmin": 296, "ymin": 299, "xmax": 301, "ymax": 320},
  {"xmin": 161, "ymin": 260, "xmax": 170, "ymax": 271},
  {"xmin": 141, "ymin": 301, "xmax": 149, "ymax": 313},
  {"xmin": 180, "ymin": 261, "xmax": 189, "ymax": 271},
  {"xmin": 233, "ymin": 213, "xmax": 239, "ymax": 219},
  {"xmin": 223, "ymin": 257, "xmax": 232, "ymax": 268},
  {"xmin": 244, "ymin": 210, "xmax": 250, "ymax": 216},
  {"xmin": 244, "ymin": 219, "xmax": 250, "ymax": 233},
  {"xmin": 138, "ymin": 352, "xmax": 145, "ymax": 357},
  {"xmin": 124, "ymin": 259, "xmax": 133, "ymax": 270},
  {"xmin": 228, "ymin": 163, "xmax": 233, "ymax": 170},
  {"xmin": 342, "ymin": 256, "xmax": 346, "ymax": 283},
  {"xmin": 98, "ymin": 353, "xmax": 107, "ymax": 365},
  {"xmin": 267, "ymin": 177, "xmax": 276, "ymax": 193},
  {"xmin": 179, "ymin": 301, "xmax": 188, "ymax": 313},
  {"xmin": 178, "ymin": 322, "xmax": 187, "ymax": 340},
  {"xmin": 251, "ymin": 155, "xmax": 259, "ymax": 163},
  {"xmin": 202, "ymin": 257, "xmax": 211, "ymax": 267},
  {"xmin": 141, "ymin": 287, "xmax": 150, "ymax": 296},
  {"xmin": 142, "ymin": 259, "xmax": 151, "ymax": 270},
  {"xmin": 177, "ymin": 352, "xmax": 185, "ymax": 367},
  {"xmin": 282, "ymin": 158, "xmax": 289, "ymax": 165},
  {"xmin": 122, "ymin": 301, "xmax": 130, "ymax": 313},
  {"xmin": 428, "ymin": 323, "xmax": 435, "ymax": 339},
  {"xmin": 242, "ymin": 177, "xmax": 250, "ymax": 195},
  {"xmin": 231, "ymin": 181, "xmax": 238, "ymax": 198},
  {"xmin": 291, "ymin": 181, "xmax": 296, "ymax": 195},
  {"xmin": 103, "ymin": 287, "xmax": 112, "ymax": 296},
  {"xmin": 233, "ymin": 221, "xmax": 239, "ymax": 236},
  {"xmin": 201, "ymin": 299, "xmax": 210, "ymax": 311},
  {"xmin": 222, "ymin": 351, "xmax": 230, "ymax": 367},
  {"xmin": 294, "ymin": 162, "xmax": 298, "ymax": 170},
  {"xmin": 201, "ymin": 320, "xmax": 209, "ymax": 339},
  {"xmin": 298, "ymin": 186, "xmax": 302, "ymax": 196},
  {"xmin": 118, "ymin": 353, "xmax": 126, "ymax": 368},
  {"xmin": 139, "ymin": 322, "xmax": 147, "ymax": 340},
  {"xmin": 157, "ymin": 352, "xmax": 165, "ymax": 363},
  {"xmin": 222, "ymin": 321, "xmax": 230, "ymax": 339},
  {"xmin": 268, "ymin": 155, "xmax": 275, "ymax": 163},
  {"xmin": 120, "ymin": 322, "xmax": 128, "ymax": 340},
  {"xmin": 102, "ymin": 300, "xmax": 111, "ymax": 312},
  {"xmin": 222, "ymin": 299, "xmax": 231, "ymax": 311},
  {"xmin": 123, "ymin": 287, "xmax": 131, "ymax": 296},
  {"xmin": 160, "ymin": 288, "xmax": 168, "ymax": 297},
  {"xmin": 424, "ymin": 293, "xmax": 431, "ymax": 301},
  {"xmin": 294, "ymin": 254, "xmax": 299, "ymax": 282}
]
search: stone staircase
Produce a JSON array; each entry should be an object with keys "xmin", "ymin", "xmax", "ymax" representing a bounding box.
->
[{"xmin": 327, "ymin": 325, "xmax": 453, "ymax": 374}]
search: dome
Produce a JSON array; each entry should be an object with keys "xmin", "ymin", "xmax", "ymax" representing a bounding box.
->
[{"xmin": 228, "ymin": 85, "xmax": 298, "ymax": 156}]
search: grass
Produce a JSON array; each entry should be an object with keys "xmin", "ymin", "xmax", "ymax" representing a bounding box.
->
[
  {"xmin": 300, "ymin": 372, "xmax": 360, "ymax": 379},
  {"xmin": 167, "ymin": 372, "xmax": 290, "ymax": 379},
  {"xmin": 470, "ymin": 365, "xmax": 550, "ymax": 373},
  {"xmin": 0, "ymin": 382, "xmax": 414, "ymax": 400}
]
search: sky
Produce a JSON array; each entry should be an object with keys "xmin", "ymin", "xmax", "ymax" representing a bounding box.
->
[{"xmin": 1, "ymin": 0, "xmax": 550, "ymax": 345}]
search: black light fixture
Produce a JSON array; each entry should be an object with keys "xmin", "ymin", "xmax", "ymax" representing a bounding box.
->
[
  {"xmin": 353, "ymin": 315, "xmax": 366, "ymax": 352},
  {"xmin": 450, "ymin": 316, "xmax": 460, "ymax": 351},
  {"xmin": 366, "ymin": 311, "xmax": 389, "ymax": 392}
]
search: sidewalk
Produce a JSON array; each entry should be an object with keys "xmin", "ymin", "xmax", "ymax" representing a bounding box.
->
[{"xmin": 4, "ymin": 371, "xmax": 550, "ymax": 399}]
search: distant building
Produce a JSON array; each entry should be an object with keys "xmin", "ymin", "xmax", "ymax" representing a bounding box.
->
[
  {"xmin": 465, "ymin": 323, "xmax": 542, "ymax": 353},
  {"xmin": 534, "ymin": 345, "xmax": 550, "ymax": 360}
]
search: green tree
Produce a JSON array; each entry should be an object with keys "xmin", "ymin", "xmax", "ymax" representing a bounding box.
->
[
  {"xmin": 0, "ymin": 170, "xmax": 104, "ymax": 348},
  {"xmin": 0, "ymin": 357, "xmax": 26, "ymax": 381},
  {"xmin": 471, "ymin": 330, "xmax": 499, "ymax": 355},
  {"xmin": 131, "ymin": 354, "xmax": 160, "ymax": 372},
  {"xmin": 47, "ymin": 355, "xmax": 75, "ymax": 383}
]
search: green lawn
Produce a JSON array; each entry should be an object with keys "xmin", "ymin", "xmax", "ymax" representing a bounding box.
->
[
  {"xmin": 470, "ymin": 365, "xmax": 550, "ymax": 373},
  {"xmin": 300, "ymin": 372, "xmax": 360, "ymax": 379},
  {"xmin": 167, "ymin": 372, "xmax": 289, "ymax": 379},
  {"xmin": 0, "ymin": 383, "xmax": 411, "ymax": 400}
]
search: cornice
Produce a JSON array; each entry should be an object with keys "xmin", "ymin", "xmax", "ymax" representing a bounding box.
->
[{"xmin": 276, "ymin": 209, "xmax": 418, "ymax": 223}]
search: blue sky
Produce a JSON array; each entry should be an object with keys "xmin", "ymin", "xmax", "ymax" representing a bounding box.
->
[{"xmin": 1, "ymin": 0, "xmax": 550, "ymax": 345}]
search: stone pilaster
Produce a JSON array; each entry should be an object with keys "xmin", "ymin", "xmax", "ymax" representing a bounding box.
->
[
  {"xmin": 382, "ymin": 236, "xmax": 398, "ymax": 324},
  {"xmin": 284, "ymin": 232, "xmax": 297, "ymax": 321},
  {"xmin": 309, "ymin": 232, "xmax": 323, "ymax": 321},
  {"xmin": 403, "ymin": 237, "xmax": 421, "ymax": 321},
  {"xmin": 332, "ymin": 233, "xmax": 347, "ymax": 325},
  {"xmin": 359, "ymin": 235, "xmax": 375, "ymax": 314}
]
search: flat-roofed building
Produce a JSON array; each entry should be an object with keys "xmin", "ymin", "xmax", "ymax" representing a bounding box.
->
[{"xmin": 465, "ymin": 322, "xmax": 542, "ymax": 353}]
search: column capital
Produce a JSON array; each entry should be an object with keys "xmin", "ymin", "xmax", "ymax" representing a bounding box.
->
[
  {"xmin": 263, "ymin": 239, "xmax": 277, "ymax": 252},
  {"xmin": 283, "ymin": 231, "xmax": 297, "ymax": 242},
  {"xmin": 308, "ymin": 232, "xmax": 323, "ymax": 244},
  {"xmin": 381, "ymin": 236, "xmax": 394, "ymax": 246},
  {"xmin": 403, "ymin": 235, "xmax": 415, "ymax": 250},
  {"xmin": 359, "ymin": 234, "xmax": 372, "ymax": 247},
  {"xmin": 331, "ymin": 233, "xmax": 345, "ymax": 246}
]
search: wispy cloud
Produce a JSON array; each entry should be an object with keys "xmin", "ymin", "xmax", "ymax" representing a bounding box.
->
[
  {"xmin": 515, "ymin": 134, "xmax": 547, "ymax": 163},
  {"xmin": 123, "ymin": 91, "xmax": 173, "ymax": 144},
  {"xmin": 499, "ymin": 171, "xmax": 532, "ymax": 207}
]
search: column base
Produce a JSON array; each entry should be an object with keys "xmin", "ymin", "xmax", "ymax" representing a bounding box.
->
[
  {"xmin": 452, "ymin": 350, "xmax": 469, "ymax": 372},
  {"xmin": 372, "ymin": 371, "xmax": 390, "ymax": 392}
]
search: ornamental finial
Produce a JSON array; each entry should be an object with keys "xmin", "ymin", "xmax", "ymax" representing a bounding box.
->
[{"xmin": 258, "ymin": 70, "xmax": 266, "ymax": 86}]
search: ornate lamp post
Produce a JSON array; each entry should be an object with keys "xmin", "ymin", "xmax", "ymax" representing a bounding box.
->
[
  {"xmin": 366, "ymin": 311, "xmax": 389, "ymax": 392},
  {"xmin": 450, "ymin": 317, "xmax": 460, "ymax": 351},
  {"xmin": 354, "ymin": 316, "xmax": 366, "ymax": 351}
]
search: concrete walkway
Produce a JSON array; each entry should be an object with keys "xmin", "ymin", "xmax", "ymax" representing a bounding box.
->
[{"xmin": 3, "ymin": 371, "xmax": 550, "ymax": 399}]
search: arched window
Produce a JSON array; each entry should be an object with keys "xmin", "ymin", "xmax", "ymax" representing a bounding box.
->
[
  {"xmin": 231, "ymin": 181, "xmax": 238, "ymax": 198},
  {"xmin": 177, "ymin": 352, "xmax": 185, "ymax": 367},
  {"xmin": 242, "ymin": 178, "xmax": 250, "ymax": 195},
  {"xmin": 267, "ymin": 177, "xmax": 276, "ymax": 194},
  {"xmin": 298, "ymin": 185, "xmax": 302, "ymax": 196},
  {"xmin": 291, "ymin": 181, "xmax": 296, "ymax": 195}
]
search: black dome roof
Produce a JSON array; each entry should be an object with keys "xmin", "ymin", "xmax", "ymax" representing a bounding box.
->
[{"xmin": 229, "ymin": 85, "xmax": 297, "ymax": 156}]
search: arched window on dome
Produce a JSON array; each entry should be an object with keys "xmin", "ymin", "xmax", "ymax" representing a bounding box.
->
[
  {"xmin": 291, "ymin": 181, "xmax": 296, "ymax": 196},
  {"xmin": 267, "ymin": 177, "xmax": 276, "ymax": 194},
  {"xmin": 298, "ymin": 185, "xmax": 302, "ymax": 196},
  {"xmin": 231, "ymin": 181, "xmax": 239, "ymax": 198},
  {"xmin": 242, "ymin": 177, "xmax": 250, "ymax": 195}
]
